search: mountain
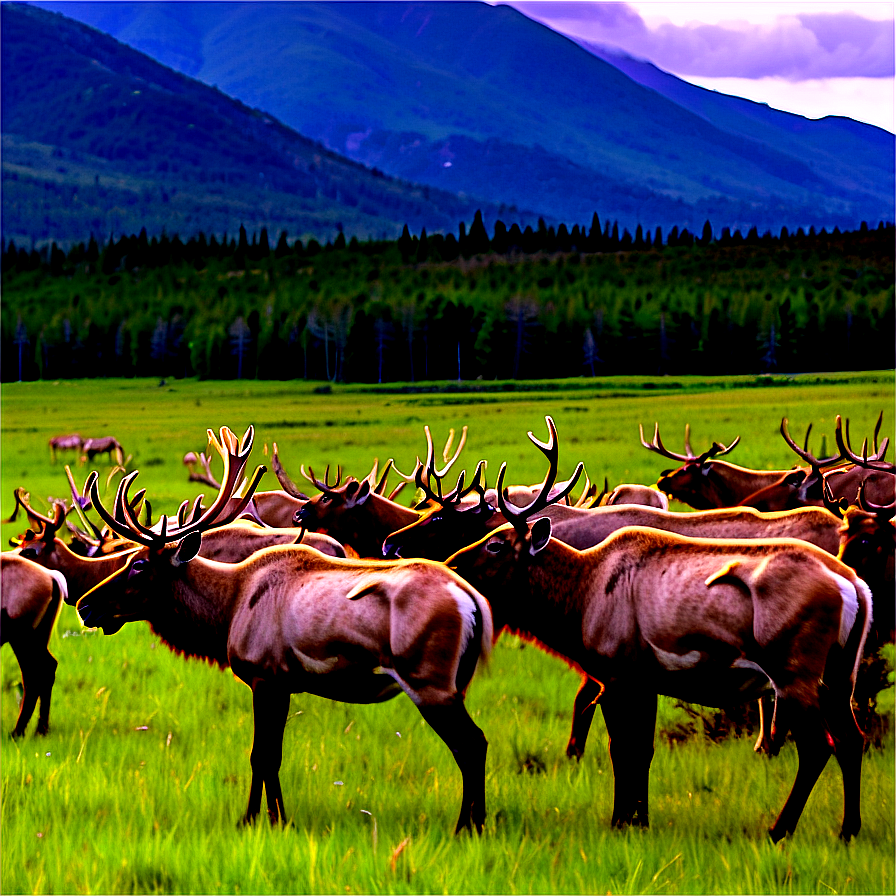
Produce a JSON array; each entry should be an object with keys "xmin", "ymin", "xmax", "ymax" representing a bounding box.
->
[
  {"xmin": 0, "ymin": 2, "xmax": 527, "ymax": 247},
  {"xmin": 25, "ymin": 0, "xmax": 895, "ymax": 237}
]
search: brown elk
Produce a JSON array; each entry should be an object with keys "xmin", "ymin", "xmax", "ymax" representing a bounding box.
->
[
  {"xmin": 274, "ymin": 426, "xmax": 467, "ymax": 558},
  {"xmin": 381, "ymin": 418, "xmax": 867, "ymax": 761},
  {"xmin": 445, "ymin": 452, "xmax": 872, "ymax": 842},
  {"xmin": 81, "ymin": 436, "xmax": 125, "ymax": 466},
  {"xmin": 1, "ymin": 553, "xmax": 68, "ymax": 737},
  {"xmin": 382, "ymin": 418, "xmax": 582, "ymax": 562},
  {"xmin": 75, "ymin": 426, "xmax": 493, "ymax": 834},
  {"xmin": 48, "ymin": 433, "xmax": 83, "ymax": 463},
  {"xmin": 742, "ymin": 415, "xmax": 893, "ymax": 511},
  {"xmin": 598, "ymin": 482, "xmax": 669, "ymax": 510}
]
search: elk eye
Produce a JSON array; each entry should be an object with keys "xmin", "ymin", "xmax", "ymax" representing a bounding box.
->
[
  {"xmin": 129, "ymin": 559, "xmax": 148, "ymax": 577},
  {"xmin": 486, "ymin": 540, "xmax": 504, "ymax": 554},
  {"xmin": 320, "ymin": 495, "xmax": 331, "ymax": 504}
]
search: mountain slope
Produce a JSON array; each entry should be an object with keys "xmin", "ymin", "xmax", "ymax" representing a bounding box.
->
[
  {"xmin": 28, "ymin": 0, "xmax": 895, "ymax": 234},
  {"xmin": 1, "ymin": 2, "xmax": 527, "ymax": 246}
]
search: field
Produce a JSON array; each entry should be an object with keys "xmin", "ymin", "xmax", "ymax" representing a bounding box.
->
[{"xmin": 2, "ymin": 372, "xmax": 894, "ymax": 894}]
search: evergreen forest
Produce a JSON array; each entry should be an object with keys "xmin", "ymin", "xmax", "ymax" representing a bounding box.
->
[{"xmin": 2, "ymin": 214, "xmax": 893, "ymax": 383}]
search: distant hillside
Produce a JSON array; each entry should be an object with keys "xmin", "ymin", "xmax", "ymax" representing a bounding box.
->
[
  {"xmin": 1, "ymin": 3, "xmax": 526, "ymax": 246},
  {"xmin": 28, "ymin": 0, "xmax": 895, "ymax": 235}
]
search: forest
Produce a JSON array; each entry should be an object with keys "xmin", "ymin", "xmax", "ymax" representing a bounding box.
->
[{"xmin": 1, "ymin": 214, "xmax": 893, "ymax": 383}]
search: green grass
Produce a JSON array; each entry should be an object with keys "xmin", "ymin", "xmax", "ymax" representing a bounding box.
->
[{"xmin": 2, "ymin": 373, "xmax": 894, "ymax": 894}]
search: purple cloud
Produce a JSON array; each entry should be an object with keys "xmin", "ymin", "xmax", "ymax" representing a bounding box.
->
[{"xmin": 507, "ymin": 2, "xmax": 895, "ymax": 80}]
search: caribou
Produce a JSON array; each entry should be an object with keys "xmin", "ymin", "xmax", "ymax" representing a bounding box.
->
[
  {"xmin": 1, "ymin": 553, "xmax": 68, "ymax": 737},
  {"xmin": 75, "ymin": 426, "xmax": 493, "ymax": 834},
  {"xmin": 445, "ymin": 419, "xmax": 872, "ymax": 842}
]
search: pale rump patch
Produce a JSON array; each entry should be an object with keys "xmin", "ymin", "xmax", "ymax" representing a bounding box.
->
[
  {"xmin": 48, "ymin": 569, "xmax": 68, "ymax": 604},
  {"xmin": 447, "ymin": 581, "xmax": 477, "ymax": 652},
  {"xmin": 832, "ymin": 572, "xmax": 859, "ymax": 647}
]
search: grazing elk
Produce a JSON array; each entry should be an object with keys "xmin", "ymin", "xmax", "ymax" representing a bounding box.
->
[
  {"xmin": 48, "ymin": 433, "xmax": 83, "ymax": 464},
  {"xmin": 76, "ymin": 426, "xmax": 493, "ymax": 834},
  {"xmin": 1, "ymin": 553, "xmax": 68, "ymax": 737},
  {"xmin": 445, "ymin": 424, "xmax": 872, "ymax": 842},
  {"xmin": 81, "ymin": 436, "xmax": 125, "ymax": 466}
]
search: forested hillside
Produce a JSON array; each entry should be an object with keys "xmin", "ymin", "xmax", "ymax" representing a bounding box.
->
[
  {"xmin": 2, "ymin": 219, "xmax": 893, "ymax": 383},
  {"xmin": 1, "ymin": 2, "xmax": 524, "ymax": 247}
]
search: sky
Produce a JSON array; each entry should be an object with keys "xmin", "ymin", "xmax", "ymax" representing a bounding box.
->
[{"xmin": 504, "ymin": 1, "xmax": 895, "ymax": 132}]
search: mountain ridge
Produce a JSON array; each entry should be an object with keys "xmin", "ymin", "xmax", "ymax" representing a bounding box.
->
[{"xmin": 7, "ymin": 0, "xmax": 895, "ymax": 246}]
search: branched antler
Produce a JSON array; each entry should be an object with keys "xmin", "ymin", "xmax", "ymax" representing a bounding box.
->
[
  {"xmin": 640, "ymin": 423, "xmax": 740, "ymax": 465},
  {"xmin": 498, "ymin": 416, "xmax": 584, "ymax": 532},
  {"xmin": 88, "ymin": 426, "xmax": 265, "ymax": 548}
]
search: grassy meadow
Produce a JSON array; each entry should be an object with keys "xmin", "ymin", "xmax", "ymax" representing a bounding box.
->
[{"xmin": 1, "ymin": 372, "xmax": 894, "ymax": 894}]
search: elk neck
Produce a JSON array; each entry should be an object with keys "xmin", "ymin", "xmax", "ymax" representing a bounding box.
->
[
  {"xmin": 146, "ymin": 558, "xmax": 243, "ymax": 669},
  {"xmin": 495, "ymin": 539, "xmax": 598, "ymax": 667}
]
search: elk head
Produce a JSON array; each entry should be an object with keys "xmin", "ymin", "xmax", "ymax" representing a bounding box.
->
[
  {"xmin": 77, "ymin": 426, "xmax": 264, "ymax": 636},
  {"xmin": 13, "ymin": 494, "xmax": 67, "ymax": 559},
  {"xmin": 447, "ymin": 416, "xmax": 583, "ymax": 598},
  {"xmin": 640, "ymin": 423, "xmax": 741, "ymax": 508},
  {"xmin": 836, "ymin": 479, "xmax": 895, "ymax": 649}
]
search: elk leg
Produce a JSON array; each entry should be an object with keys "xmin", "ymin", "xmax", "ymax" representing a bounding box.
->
[
  {"xmin": 418, "ymin": 699, "xmax": 488, "ymax": 835},
  {"xmin": 9, "ymin": 640, "xmax": 43, "ymax": 737},
  {"xmin": 34, "ymin": 650, "xmax": 58, "ymax": 736},
  {"xmin": 242, "ymin": 681, "xmax": 290, "ymax": 826},
  {"xmin": 566, "ymin": 675, "xmax": 601, "ymax": 760},
  {"xmin": 601, "ymin": 688, "xmax": 656, "ymax": 828},
  {"xmin": 767, "ymin": 703, "xmax": 831, "ymax": 843},
  {"xmin": 822, "ymin": 684, "xmax": 865, "ymax": 841}
]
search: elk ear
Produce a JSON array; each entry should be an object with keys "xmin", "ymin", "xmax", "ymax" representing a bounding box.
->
[
  {"xmin": 529, "ymin": 516, "xmax": 552, "ymax": 555},
  {"xmin": 173, "ymin": 531, "xmax": 202, "ymax": 565},
  {"xmin": 346, "ymin": 479, "xmax": 371, "ymax": 507}
]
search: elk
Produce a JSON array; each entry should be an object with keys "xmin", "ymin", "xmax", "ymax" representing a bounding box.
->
[
  {"xmin": 76, "ymin": 426, "xmax": 493, "ymax": 833},
  {"xmin": 381, "ymin": 418, "xmax": 862, "ymax": 761},
  {"xmin": 274, "ymin": 426, "xmax": 466, "ymax": 558},
  {"xmin": 382, "ymin": 418, "xmax": 582, "ymax": 563},
  {"xmin": 742, "ymin": 415, "xmax": 893, "ymax": 511},
  {"xmin": 1, "ymin": 553, "xmax": 68, "ymax": 737},
  {"xmin": 445, "ymin": 434, "xmax": 872, "ymax": 842},
  {"xmin": 48, "ymin": 433, "xmax": 83, "ymax": 464},
  {"xmin": 600, "ymin": 482, "xmax": 669, "ymax": 510},
  {"xmin": 81, "ymin": 436, "xmax": 125, "ymax": 466}
]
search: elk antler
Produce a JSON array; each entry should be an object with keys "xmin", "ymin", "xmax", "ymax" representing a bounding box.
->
[
  {"xmin": 270, "ymin": 444, "xmax": 310, "ymax": 500},
  {"xmin": 299, "ymin": 464, "xmax": 344, "ymax": 494},
  {"xmin": 640, "ymin": 423, "xmax": 740, "ymax": 465},
  {"xmin": 5, "ymin": 487, "xmax": 66, "ymax": 534},
  {"xmin": 835, "ymin": 414, "xmax": 894, "ymax": 473},
  {"xmin": 855, "ymin": 477, "xmax": 896, "ymax": 518},
  {"xmin": 497, "ymin": 416, "xmax": 584, "ymax": 533},
  {"xmin": 88, "ymin": 426, "xmax": 265, "ymax": 548},
  {"xmin": 780, "ymin": 418, "xmax": 844, "ymax": 470}
]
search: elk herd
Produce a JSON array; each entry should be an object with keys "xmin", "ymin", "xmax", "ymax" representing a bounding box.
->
[{"xmin": 2, "ymin": 411, "xmax": 893, "ymax": 844}]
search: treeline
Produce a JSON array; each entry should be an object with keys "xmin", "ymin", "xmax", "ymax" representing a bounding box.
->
[{"xmin": 2, "ymin": 215, "xmax": 893, "ymax": 382}]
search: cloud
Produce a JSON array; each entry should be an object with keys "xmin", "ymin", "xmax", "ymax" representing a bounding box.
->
[{"xmin": 507, "ymin": 2, "xmax": 894, "ymax": 80}]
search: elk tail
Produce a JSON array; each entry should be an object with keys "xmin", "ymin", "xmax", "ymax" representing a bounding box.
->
[
  {"xmin": 453, "ymin": 585, "xmax": 493, "ymax": 695},
  {"xmin": 832, "ymin": 574, "xmax": 872, "ymax": 693}
]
